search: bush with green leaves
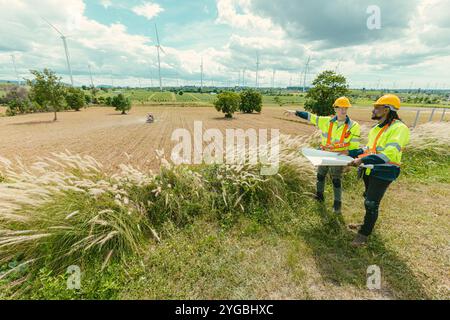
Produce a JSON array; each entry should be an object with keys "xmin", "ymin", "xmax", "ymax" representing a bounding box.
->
[
  {"xmin": 304, "ymin": 70, "xmax": 349, "ymax": 116},
  {"xmin": 84, "ymin": 94, "xmax": 92, "ymax": 105},
  {"xmin": 65, "ymin": 87, "xmax": 86, "ymax": 111},
  {"xmin": 112, "ymin": 94, "xmax": 131, "ymax": 114},
  {"xmin": 4, "ymin": 86, "xmax": 31, "ymax": 116},
  {"xmin": 239, "ymin": 89, "xmax": 262, "ymax": 113},
  {"xmin": 214, "ymin": 91, "xmax": 240, "ymax": 118}
]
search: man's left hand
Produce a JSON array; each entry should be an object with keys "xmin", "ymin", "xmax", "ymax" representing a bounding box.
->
[{"xmin": 348, "ymin": 158, "xmax": 363, "ymax": 167}]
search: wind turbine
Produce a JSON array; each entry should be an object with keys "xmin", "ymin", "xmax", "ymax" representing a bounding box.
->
[
  {"xmin": 302, "ymin": 56, "xmax": 311, "ymax": 92},
  {"xmin": 154, "ymin": 24, "xmax": 166, "ymax": 92},
  {"xmin": 88, "ymin": 64, "xmax": 95, "ymax": 88},
  {"xmin": 334, "ymin": 58, "xmax": 343, "ymax": 73},
  {"xmin": 272, "ymin": 69, "xmax": 276, "ymax": 89},
  {"xmin": 200, "ymin": 57, "xmax": 204, "ymax": 91},
  {"xmin": 43, "ymin": 18, "xmax": 74, "ymax": 86},
  {"xmin": 10, "ymin": 54, "xmax": 21, "ymax": 86},
  {"xmin": 255, "ymin": 53, "xmax": 260, "ymax": 88}
]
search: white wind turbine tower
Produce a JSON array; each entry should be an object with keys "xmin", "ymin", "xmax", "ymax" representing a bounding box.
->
[
  {"xmin": 10, "ymin": 54, "xmax": 21, "ymax": 86},
  {"xmin": 154, "ymin": 24, "xmax": 166, "ymax": 92},
  {"xmin": 272, "ymin": 69, "xmax": 276, "ymax": 89},
  {"xmin": 334, "ymin": 58, "xmax": 343, "ymax": 73},
  {"xmin": 200, "ymin": 57, "xmax": 204, "ymax": 91},
  {"xmin": 88, "ymin": 64, "xmax": 95, "ymax": 88},
  {"xmin": 255, "ymin": 53, "xmax": 260, "ymax": 88},
  {"xmin": 43, "ymin": 18, "xmax": 74, "ymax": 86},
  {"xmin": 302, "ymin": 56, "xmax": 311, "ymax": 92}
]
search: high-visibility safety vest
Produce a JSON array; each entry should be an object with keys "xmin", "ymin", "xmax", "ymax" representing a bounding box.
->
[
  {"xmin": 359, "ymin": 120, "xmax": 410, "ymax": 173},
  {"xmin": 309, "ymin": 114, "xmax": 361, "ymax": 152}
]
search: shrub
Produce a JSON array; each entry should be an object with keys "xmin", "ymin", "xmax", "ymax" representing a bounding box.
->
[
  {"xmin": 6, "ymin": 98, "xmax": 31, "ymax": 116},
  {"xmin": 112, "ymin": 94, "xmax": 131, "ymax": 114},
  {"xmin": 97, "ymin": 96, "xmax": 105, "ymax": 105},
  {"xmin": 4, "ymin": 86, "xmax": 31, "ymax": 116},
  {"xmin": 214, "ymin": 91, "xmax": 240, "ymax": 118},
  {"xmin": 65, "ymin": 87, "xmax": 86, "ymax": 111},
  {"xmin": 239, "ymin": 89, "xmax": 262, "ymax": 113}
]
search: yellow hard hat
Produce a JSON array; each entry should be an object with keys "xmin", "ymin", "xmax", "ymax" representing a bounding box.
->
[
  {"xmin": 374, "ymin": 94, "xmax": 401, "ymax": 110},
  {"xmin": 333, "ymin": 96, "xmax": 351, "ymax": 108}
]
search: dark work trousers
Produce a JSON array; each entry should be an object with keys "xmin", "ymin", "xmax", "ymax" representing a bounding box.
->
[
  {"xmin": 317, "ymin": 166, "xmax": 343, "ymax": 202},
  {"xmin": 359, "ymin": 174, "xmax": 392, "ymax": 236}
]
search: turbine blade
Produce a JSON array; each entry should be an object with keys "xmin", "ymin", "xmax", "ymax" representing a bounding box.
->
[
  {"xmin": 159, "ymin": 46, "xmax": 166, "ymax": 55},
  {"xmin": 154, "ymin": 24, "xmax": 160, "ymax": 46},
  {"xmin": 42, "ymin": 17, "xmax": 64, "ymax": 36}
]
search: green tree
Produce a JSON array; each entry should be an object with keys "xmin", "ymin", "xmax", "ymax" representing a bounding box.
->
[
  {"xmin": 27, "ymin": 69, "xmax": 66, "ymax": 121},
  {"xmin": 112, "ymin": 94, "xmax": 131, "ymax": 115},
  {"xmin": 65, "ymin": 87, "xmax": 85, "ymax": 111},
  {"xmin": 105, "ymin": 96, "xmax": 112, "ymax": 106},
  {"xmin": 239, "ymin": 89, "xmax": 262, "ymax": 113},
  {"xmin": 304, "ymin": 70, "xmax": 349, "ymax": 116},
  {"xmin": 214, "ymin": 91, "xmax": 240, "ymax": 118}
]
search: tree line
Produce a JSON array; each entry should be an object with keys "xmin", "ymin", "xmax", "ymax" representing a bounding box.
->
[{"xmin": 1, "ymin": 69, "xmax": 131, "ymax": 120}]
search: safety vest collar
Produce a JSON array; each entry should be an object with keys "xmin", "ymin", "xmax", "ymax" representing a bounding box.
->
[{"xmin": 330, "ymin": 115, "xmax": 351, "ymax": 125}]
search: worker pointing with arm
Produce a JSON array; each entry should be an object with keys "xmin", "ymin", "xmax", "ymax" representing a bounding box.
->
[
  {"xmin": 286, "ymin": 97, "xmax": 361, "ymax": 213},
  {"xmin": 347, "ymin": 94, "xmax": 410, "ymax": 247}
]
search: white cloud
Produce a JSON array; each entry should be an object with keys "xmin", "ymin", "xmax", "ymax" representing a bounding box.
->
[
  {"xmin": 131, "ymin": 2, "xmax": 164, "ymax": 20},
  {"xmin": 216, "ymin": 0, "xmax": 275, "ymax": 31},
  {"xmin": 100, "ymin": 0, "xmax": 112, "ymax": 9}
]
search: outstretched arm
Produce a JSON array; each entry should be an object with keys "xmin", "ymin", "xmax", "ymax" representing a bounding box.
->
[{"xmin": 284, "ymin": 109, "xmax": 310, "ymax": 120}]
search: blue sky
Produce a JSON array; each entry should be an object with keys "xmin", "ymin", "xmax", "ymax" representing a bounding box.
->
[
  {"xmin": 0, "ymin": 0, "xmax": 449, "ymax": 89},
  {"xmin": 85, "ymin": 0, "xmax": 223, "ymax": 48}
]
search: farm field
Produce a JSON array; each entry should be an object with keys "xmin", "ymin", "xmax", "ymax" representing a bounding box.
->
[
  {"xmin": 0, "ymin": 105, "xmax": 448, "ymax": 173},
  {"xmin": 1, "ymin": 105, "xmax": 447, "ymax": 171},
  {"xmin": 0, "ymin": 106, "xmax": 314, "ymax": 172}
]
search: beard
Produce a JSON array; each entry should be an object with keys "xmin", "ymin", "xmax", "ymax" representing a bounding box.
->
[{"xmin": 371, "ymin": 113, "xmax": 382, "ymax": 120}]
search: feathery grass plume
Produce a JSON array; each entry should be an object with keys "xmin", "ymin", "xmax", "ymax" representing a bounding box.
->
[{"xmin": 0, "ymin": 152, "xmax": 151, "ymax": 281}]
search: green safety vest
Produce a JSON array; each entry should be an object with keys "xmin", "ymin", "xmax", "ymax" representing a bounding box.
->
[{"xmin": 359, "ymin": 120, "xmax": 410, "ymax": 174}]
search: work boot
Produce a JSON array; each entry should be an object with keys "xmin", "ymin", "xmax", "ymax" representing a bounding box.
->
[
  {"xmin": 314, "ymin": 192, "xmax": 324, "ymax": 202},
  {"xmin": 351, "ymin": 233, "xmax": 368, "ymax": 248},
  {"xmin": 333, "ymin": 200, "xmax": 342, "ymax": 214}
]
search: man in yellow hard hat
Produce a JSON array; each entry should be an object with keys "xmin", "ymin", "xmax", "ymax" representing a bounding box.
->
[
  {"xmin": 287, "ymin": 96, "xmax": 361, "ymax": 213},
  {"xmin": 346, "ymin": 94, "xmax": 410, "ymax": 247}
]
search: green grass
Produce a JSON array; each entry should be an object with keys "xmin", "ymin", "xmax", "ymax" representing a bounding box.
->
[{"xmin": 85, "ymin": 89, "xmax": 449, "ymax": 108}]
